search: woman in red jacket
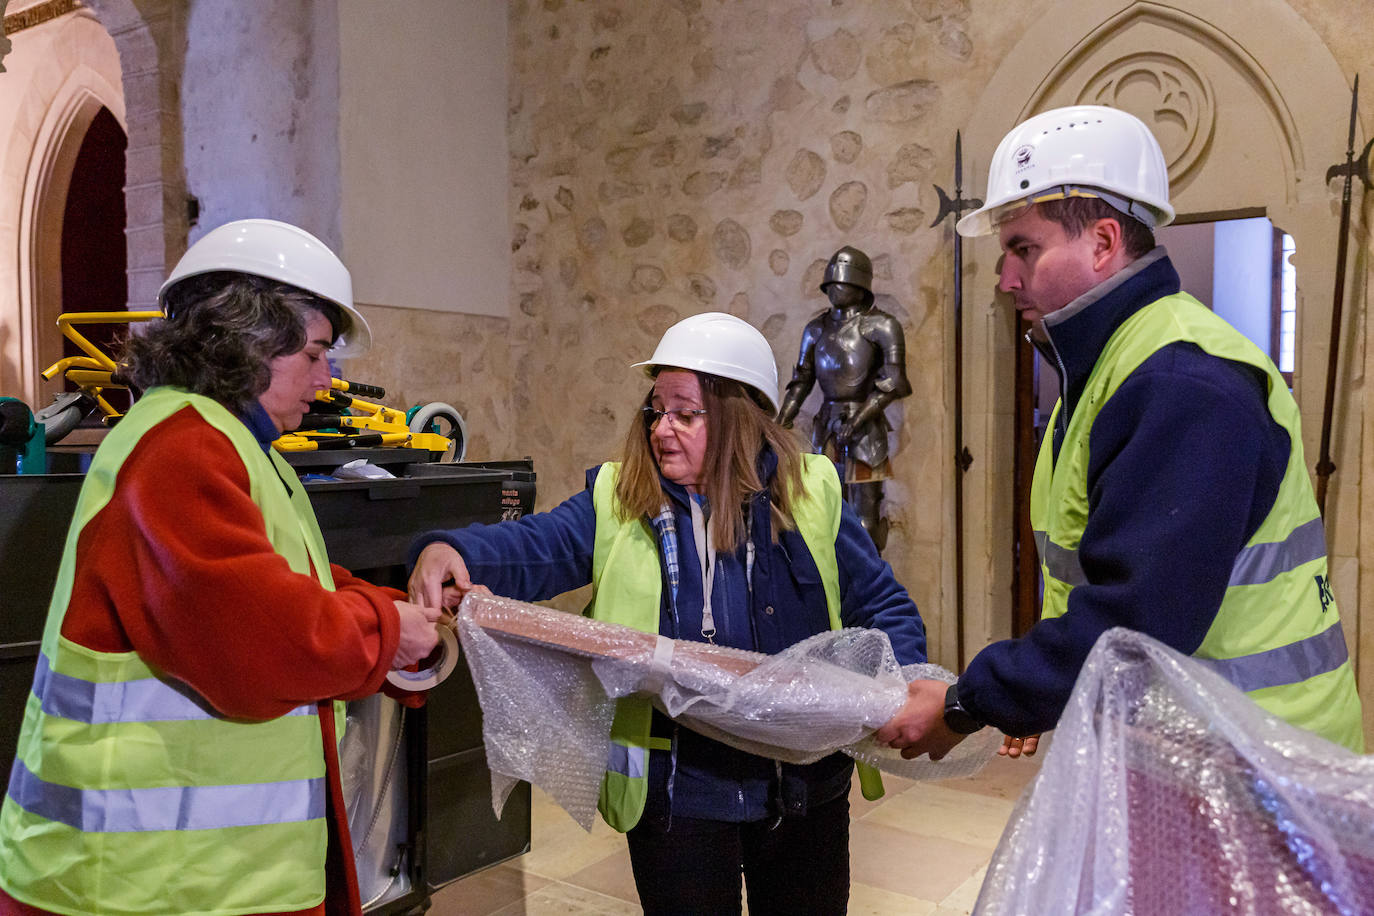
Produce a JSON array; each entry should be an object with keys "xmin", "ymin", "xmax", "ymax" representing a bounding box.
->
[{"xmin": 0, "ymin": 219, "xmax": 442, "ymax": 916}]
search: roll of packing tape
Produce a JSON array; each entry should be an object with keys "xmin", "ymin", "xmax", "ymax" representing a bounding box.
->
[{"xmin": 386, "ymin": 626, "xmax": 459, "ymax": 691}]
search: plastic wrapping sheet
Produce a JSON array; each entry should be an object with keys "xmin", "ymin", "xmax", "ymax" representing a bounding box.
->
[
  {"xmin": 455, "ymin": 592, "xmax": 998, "ymax": 830},
  {"xmin": 340, "ymin": 694, "xmax": 412, "ymax": 908},
  {"xmin": 975, "ymin": 627, "xmax": 1374, "ymax": 916}
]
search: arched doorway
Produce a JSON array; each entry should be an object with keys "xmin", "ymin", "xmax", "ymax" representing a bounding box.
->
[
  {"xmin": 1, "ymin": 7, "xmax": 125, "ymax": 409},
  {"xmin": 56, "ymin": 105, "xmax": 130, "ymax": 421}
]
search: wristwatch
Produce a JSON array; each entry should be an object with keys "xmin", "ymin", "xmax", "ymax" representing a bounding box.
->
[{"xmin": 943, "ymin": 683, "xmax": 984, "ymax": 735}]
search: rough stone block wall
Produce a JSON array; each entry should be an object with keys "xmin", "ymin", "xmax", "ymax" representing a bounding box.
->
[
  {"xmin": 340, "ymin": 305, "xmax": 519, "ymax": 463},
  {"xmin": 506, "ymin": 0, "xmax": 1000, "ymax": 650}
]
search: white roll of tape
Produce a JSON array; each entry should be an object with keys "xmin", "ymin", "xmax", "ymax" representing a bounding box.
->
[{"xmin": 386, "ymin": 626, "xmax": 459, "ymax": 692}]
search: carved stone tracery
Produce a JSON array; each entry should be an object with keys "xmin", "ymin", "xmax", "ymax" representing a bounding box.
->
[{"xmin": 1079, "ymin": 53, "xmax": 1215, "ymax": 185}]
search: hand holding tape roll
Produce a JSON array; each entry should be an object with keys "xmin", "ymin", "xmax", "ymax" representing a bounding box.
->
[{"xmin": 387, "ymin": 614, "xmax": 461, "ymax": 691}]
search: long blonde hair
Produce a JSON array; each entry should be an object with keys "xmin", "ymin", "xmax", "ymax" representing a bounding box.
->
[{"xmin": 614, "ymin": 372, "xmax": 805, "ymax": 553}]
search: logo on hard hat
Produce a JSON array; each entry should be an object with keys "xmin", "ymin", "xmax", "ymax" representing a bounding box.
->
[{"xmin": 1014, "ymin": 145, "xmax": 1034, "ymax": 170}]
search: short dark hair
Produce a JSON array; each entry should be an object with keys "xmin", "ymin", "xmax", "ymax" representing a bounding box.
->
[
  {"xmin": 1035, "ymin": 197, "xmax": 1156, "ymax": 259},
  {"xmin": 120, "ymin": 272, "xmax": 341, "ymax": 414}
]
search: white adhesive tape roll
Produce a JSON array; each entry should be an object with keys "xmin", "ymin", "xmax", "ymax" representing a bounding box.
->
[{"xmin": 386, "ymin": 626, "xmax": 459, "ymax": 692}]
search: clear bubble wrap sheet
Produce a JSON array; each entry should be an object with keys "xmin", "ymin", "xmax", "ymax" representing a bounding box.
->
[
  {"xmin": 974, "ymin": 627, "xmax": 1374, "ymax": 916},
  {"xmin": 455, "ymin": 593, "xmax": 998, "ymax": 830}
]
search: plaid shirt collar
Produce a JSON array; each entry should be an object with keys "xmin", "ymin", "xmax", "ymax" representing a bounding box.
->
[{"xmin": 650, "ymin": 501, "xmax": 679, "ymax": 617}]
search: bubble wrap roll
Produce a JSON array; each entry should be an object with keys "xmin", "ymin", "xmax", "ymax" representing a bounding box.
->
[
  {"xmin": 455, "ymin": 592, "xmax": 998, "ymax": 830},
  {"xmin": 974, "ymin": 627, "xmax": 1374, "ymax": 915}
]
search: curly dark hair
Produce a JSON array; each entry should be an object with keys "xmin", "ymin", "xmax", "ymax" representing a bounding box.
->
[{"xmin": 119, "ymin": 272, "xmax": 343, "ymax": 414}]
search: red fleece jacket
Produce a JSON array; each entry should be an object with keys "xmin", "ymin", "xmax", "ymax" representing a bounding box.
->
[{"xmin": 1, "ymin": 406, "xmax": 403, "ymax": 916}]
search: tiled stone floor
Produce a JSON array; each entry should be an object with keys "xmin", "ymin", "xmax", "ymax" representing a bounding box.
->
[{"xmin": 428, "ymin": 745, "xmax": 1045, "ymax": 915}]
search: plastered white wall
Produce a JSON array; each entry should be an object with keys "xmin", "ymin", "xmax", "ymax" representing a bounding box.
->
[
  {"xmin": 1213, "ymin": 217, "xmax": 1274, "ymax": 355},
  {"xmin": 338, "ymin": 0, "xmax": 509, "ymax": 316}
]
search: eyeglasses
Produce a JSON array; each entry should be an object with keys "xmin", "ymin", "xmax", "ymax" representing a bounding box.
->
[{"xmin": 641, "ymin": 406, "xmax": 708, "ymax": 431}]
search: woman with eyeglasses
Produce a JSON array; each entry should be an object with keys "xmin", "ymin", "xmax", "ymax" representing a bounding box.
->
[{"xmin": 408, "ymin": 311, "xmax": 925, "ymax": 915}]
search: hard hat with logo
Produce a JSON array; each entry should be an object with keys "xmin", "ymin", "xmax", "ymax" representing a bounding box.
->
[
  {"xmin": 158, "ymin": 218, "xmax": 372, "ymax": 357},
  {"xmin": 820, "ymin": 246, "xmax": 873, "ymax": 294},
  {"xmin": 633, "ymin": 312, "xmax": 780, "ymax": 413},
  {"xmin": 957, "ymin": 105, "xmax": 1175, "ymax": 238}
]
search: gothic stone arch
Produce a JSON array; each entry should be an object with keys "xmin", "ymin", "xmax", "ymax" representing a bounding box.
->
[
  {"xmin": 5, "ymin": 0, "xmax": 187, "ymax": 406},
  {"xmin": 3, "ymin": 9, "xmax": 123, "ymax": 406}
]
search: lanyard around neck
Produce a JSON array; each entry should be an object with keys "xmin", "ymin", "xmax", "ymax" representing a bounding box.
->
[
  {"xmin": 689, "ymin": 497, "xmax": 717, "ymax": 643},
  {"xmin": 687, "ymin": 496, "xmax": 758, "ymax": 645}
]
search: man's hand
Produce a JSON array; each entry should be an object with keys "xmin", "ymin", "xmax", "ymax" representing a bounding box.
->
[
  {"xmin": 873, "ymin": 679, "xmax": 969, "ymax": 761},
  {"xmin": 999, "ymin": 734, "xmax": 1040, "ymax": 758},
  {"xmin": 391, "ymin": 600, "xmax": 443, "ymax": 668},
  {"xmin": 409, "ymin": 542, "xmax": 474, "ymax": 609}
]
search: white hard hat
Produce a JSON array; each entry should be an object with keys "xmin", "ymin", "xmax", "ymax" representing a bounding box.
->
[
  {"xmin": 158, "ymin": 218, "xmax": 372, "ymax": 358},
  {"xmin": 633, "ymin": 312, "xmax": 780, "ymax": 413},
  {"xmin": 957, "ymin": 105, "xmax": 1175, "ymax": 238}
]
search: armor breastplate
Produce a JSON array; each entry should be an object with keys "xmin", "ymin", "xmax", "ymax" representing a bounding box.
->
[{"xmin": 815, "ymin": 312, "xmax": 877, "ymax": 400}]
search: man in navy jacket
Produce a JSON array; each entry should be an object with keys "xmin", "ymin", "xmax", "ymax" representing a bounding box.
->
[{"xmin": 878, "ymin": 105, "xmax": 1362, "ymax": 759}]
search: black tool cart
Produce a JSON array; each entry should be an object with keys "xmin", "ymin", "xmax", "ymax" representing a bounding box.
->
[{"xmin": 0, "ymin": 446, "xmax": 535, "ymax": 914}]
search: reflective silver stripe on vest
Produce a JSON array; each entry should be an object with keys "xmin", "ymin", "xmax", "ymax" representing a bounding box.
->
[
  {"xmin": 33, "ymin": 653, "xmax": 314, "ymax": 724},
  {"xmin": 607, "ymin": 741, "xmax": 646, "ymax": 779},
  {"xmin": 7, "ymin": 758, "xmax": 325, "ymax": 832},
  {"xmin": 1039, "ymin": 517, "xmax": 1324, "ymax": 592},
  {"xmin": 1034, "ymin": 530, "xmax": 1086, "ymax": 587},
  {"xmin": 1199, "ymin": 624, "xmax": 1350, "ymax": 693},
  {"xmin": 1228, "ymin": 517, "xmax": 1327, "ymax": 587}
]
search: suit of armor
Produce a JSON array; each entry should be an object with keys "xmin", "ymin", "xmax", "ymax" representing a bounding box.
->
[{"xmin": 778, "ymin": 247, "xmax": 912, "ymax": 551}]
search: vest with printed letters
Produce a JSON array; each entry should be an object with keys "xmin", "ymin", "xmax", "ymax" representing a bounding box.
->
[{"xmin": 1031, "ymin": 294, "xmax": 1363, "ymax": 752}]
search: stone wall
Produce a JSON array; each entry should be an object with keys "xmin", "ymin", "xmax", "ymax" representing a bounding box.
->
[
  {"xmin": 341, "ymin": 304, "xmax": 519, "ymax": 462},
  {"xmin": 84, "ymin": 0, "xmax": 187, "ymax": 309},
  {"xmin": 505, "ymin": 0, "xmax": 1056, "ymax": 660}
]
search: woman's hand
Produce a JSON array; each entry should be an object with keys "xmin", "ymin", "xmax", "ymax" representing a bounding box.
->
[
  {"xmin": 999, "ymin": 734, "xmax": 1040, "ymax": 758},
  {"xmin": 409, "ymin": 542, "xmax": 474, "ymax": 609},
  {"xmin": 391, "ymin": 600, "xmax": 443, "ymax": 668}
]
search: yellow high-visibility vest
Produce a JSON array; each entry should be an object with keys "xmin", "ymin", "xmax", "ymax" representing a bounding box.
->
[
  {"xmin": 0, "ymin": 387, "xmax": 346, "ymax": 915},
  {"xmin": 586, "ymin": 454, "xmax": 867, "ymax": 831},
  {"xmin": 1032, "ymin": 294, "xmax": 1363, "ymax": 751}
]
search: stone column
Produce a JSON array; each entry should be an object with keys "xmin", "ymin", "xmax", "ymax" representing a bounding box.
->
[{"xmin": 83, "ymin": 0, "xmax": 187, "ymax": 309}]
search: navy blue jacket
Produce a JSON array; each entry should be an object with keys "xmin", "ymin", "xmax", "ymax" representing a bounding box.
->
[
  {"xmin": 958, "ymin": 249, "xmax": 1290, "ymax": 737},
  {"xmin": 411, "ymin": 450, "xmax": 925, "ymax": 822}
]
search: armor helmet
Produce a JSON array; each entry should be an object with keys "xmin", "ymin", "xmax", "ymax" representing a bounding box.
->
[
  {"xmin": 632, "ymin": 312, "xmax": 780, "ymax": 412},
  {"xmin": 958, "ymin": 105, "xmax": 1174, "ymax": 238},
  {"xmin": 159, "ymin": 218, "xmax": 372, "ymax": 357},
  {"xmin": 820, "ymin": 246, "xmax": 873, "ymax": 295}
]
